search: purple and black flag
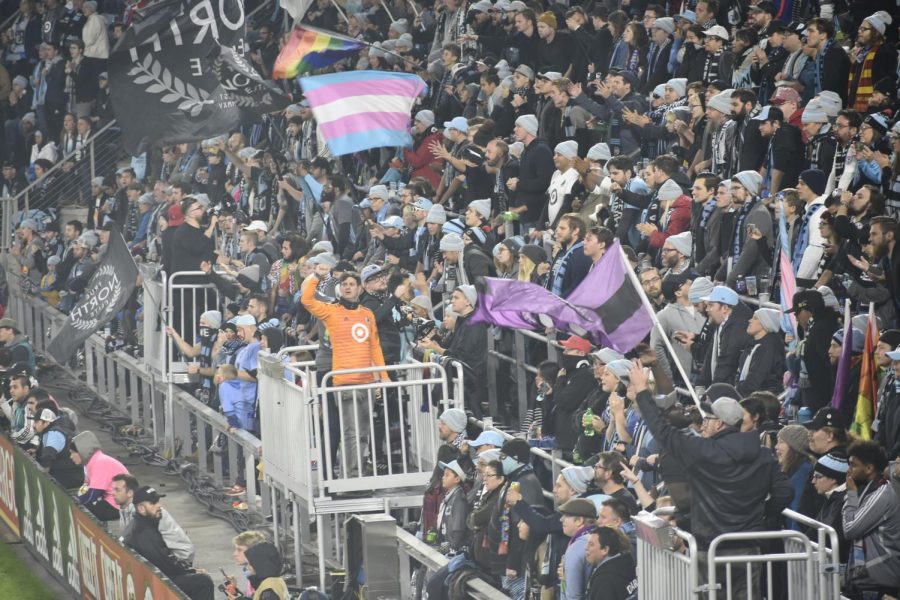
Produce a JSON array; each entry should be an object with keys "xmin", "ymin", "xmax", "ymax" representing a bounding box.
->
[
  {"xmin": 470, "ymin": 241, "xmax": 652, "ymax": 353},
  {"xmin": 566, "ymin": 240, "xmax": 654, "ymax": 352}
]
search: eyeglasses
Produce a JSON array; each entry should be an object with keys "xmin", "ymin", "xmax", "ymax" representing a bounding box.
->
[
  {"xmin": 811, "ymin": 473, "xmax": 826, "ymax": 480},
  {"xmin": 484, "ymin": 473, "xmax": 501, "ymax": 479},
  {"xmin": 858, "ymin": 26, "xmax": 874, "ymax": 32}
]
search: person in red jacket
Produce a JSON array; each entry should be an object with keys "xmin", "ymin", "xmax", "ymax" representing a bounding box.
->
[
  {"xmin": 403, "ymin": 110, "xmax": 444, "ymax": 190},
  {"xmin": 646, "ymin": 178, "xmax": 692, "ymax": 252}
]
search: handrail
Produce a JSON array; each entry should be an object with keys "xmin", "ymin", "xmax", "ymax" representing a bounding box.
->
[
  {"xmin": 0, "ymin": 9, "xmax": 19, "ymax": 33},
  {"xmin": 11, "ymin": 119, "xmax": 118, "ymax": 212}
]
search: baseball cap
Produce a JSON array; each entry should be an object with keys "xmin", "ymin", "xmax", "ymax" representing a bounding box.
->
[
  {"xmin": 378, "ymin": 215, "xmax": 404, "ymax": 229},
  {"xmin": 443, "ymin": 116, "xmax": 469, "ymax": 133},
  {"xmin": 805, "ymin": 407, "xmax": 848, "ymax": 430},
  {"xmin": 701, "ymin": 285, "xmax": 739, "ymax": 306},
  {"xmin": 360, "ymin": 264, "xmax": 387, "ymax": 284},
  {"xmin": 786, "ymin": 289, "xmax": 824, "ymax": 314},
  {"xmin": 751, "ymin": 105, "xmax": 784, "ymax": 122},
  {"xmin": 703, "ymin": 25, "xmax": 730, "ymax": 40},
  {"xmin": 710, "ymin": 397, "xmax": 743, "ymax": 427},
  {"xmin": 784, "ymin": 21, "xmax": 806, "ymax": 36},
  {"xmin": 28, "ymin": 408, "xmax": 58, "ymax": 422},
  {"xmin": 886, "ymin": 345, "xmax": 900, "ymax": 361},
  {"xmin": 560, "ymin": 335, "xmax": 592, "ymax": 353},
  {"xmin": 412, "ymin": 197, "xmax": 433, "ymax": 211},
  {"xmin": 469, "ymin": 430, "xmax": 506, "ymax": 448},
  {"xmin": 748, "ymin": 0, "xmax": 777, "ymax": 15},
  {"xmin": 438, "ymin": 459, "xmax": 467, "ymax": 481},
  {"xmin": 245, "ymin": 220, "xmax": 268, "ymax": 233},
  {"xmin": 133, "ymin": 486, "xmax": 166, "ymax": 505}
]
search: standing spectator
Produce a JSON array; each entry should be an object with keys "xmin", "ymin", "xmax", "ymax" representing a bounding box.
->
[
  {"xmin": 506, "ymin": 114, "xmax": 554, "ymax": 229},
  {"xmin": 31, "ymin": 402, "xmax": 82, "ymax": 488},
  {"xmin": 584, "ymin": 526, "xmax": 637, "ymax": 600},
  {"xmin": 846, "ymin": 12, "xmax": 896, "ymax": 112},
  {"xmin": 698, "ymin": 286, "xmax": 752, "ymax": 387},
  {"xmin": 876, "ymin": 344, "xmax": 900, "ymax": 460},
  {"xmin": 652, "ymin": 271, "xmax": 705, "ymax": 382},
  {"xmin": 789, "ymin": 290, "xmax": 840, "ymax": 414},
  {"xmin": 792, "ymin": 169, "xmax": 828, "ymax": 284},
  {"xmin": 736, "ymin": 308, "xmax": 785, "ymax": 397},
  {"xmin": 80, "ymin": 1, "xmax": 108, "ymax": 62},
  {"xmin": 557, "ymin": 498, "xmax": 597, "ymax": 600},
  {"xmin": 301, "ymin": 270, "xmax": 389, "ymax": 477},
  {"xmin": 630, "ymin": 362, "xmax": 793, "ymax": 597},
  {"xmin": 547, "ymin": 213, "xmax": 592, "ymax": 298},
  {"xmin": 804, "ymin": 18, "xmax": 850, "ymax": 104}
]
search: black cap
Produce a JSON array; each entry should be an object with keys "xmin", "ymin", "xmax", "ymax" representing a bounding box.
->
[
  {"xmin": 749, "ymin": 0, "xmax": 777, "ymax": 15},
  {"xmin": 786, "ymin": 289, "xmax": 824, "ymax": 314},
  {"xmin": 784, "ymin": 21, "xmax": 806, "ymax": 36},
  {"xmin": 805, "ymin": 407, "xmax": 848, "ymax": 431},
  {"xmin": 703, "ymin": 383, "xmax": 739, "ymax": 403},
  {"xmin": 500, "ymin": 438, "xmax": 531, "ymax": 464},
  {"xmin": 133, "ymin": 486, "xmax": 165, "ymax": 505}
]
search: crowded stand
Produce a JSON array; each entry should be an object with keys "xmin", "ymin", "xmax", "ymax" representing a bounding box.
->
[{"xmin": 2, "ymin": 0, "xmax": 900, "ymax": 598}]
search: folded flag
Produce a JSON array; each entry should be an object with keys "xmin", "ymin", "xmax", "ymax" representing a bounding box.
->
[
  {"xmin": 299, "ymin": 71, "xmax": 427, "ymax": 156},
  {"xmin": 565, "ymin": 241, "xmax": 654, "ymax": 352},
  {"xmin": 778, "ymin": 204, "xmax": 798, "ymax": 342},
  {"xmin": 852, "ymin": 304, "xmax": 878, "ymax": 440},
  {"xmin": 279, "ymin": 0, "xmax": 313, "ymax": 22},
  {"xmin": 273, "ymin": 25, "xmax": 365, "ymax": 79}
]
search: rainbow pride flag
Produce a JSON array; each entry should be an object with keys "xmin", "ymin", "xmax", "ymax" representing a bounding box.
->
[
  {"xmin": 300, "ymin": 71, "xmax": 427, "ymax": 156},
  {"xmin": 273, "ymin": 25, "xmax": 365, "ymax": 79}
]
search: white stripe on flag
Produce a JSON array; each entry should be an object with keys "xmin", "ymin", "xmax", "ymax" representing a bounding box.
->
[
  {"xmin": 280, "ymin": 0, "xmax": 313, "ymax": 22},
  {"xmin": 311, "ymin": 95, "xmax": 416, "ymax": 123}
]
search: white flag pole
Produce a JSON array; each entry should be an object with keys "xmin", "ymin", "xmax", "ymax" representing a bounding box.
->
[{"xmin": 617, "ymin": 245, "xmax": 705, "ymax": 415}]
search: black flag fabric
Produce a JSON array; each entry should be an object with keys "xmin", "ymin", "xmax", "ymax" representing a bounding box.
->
[
  {"xmin": 47, "ymin": 226, "xmax": 139, "ymax": 364},
  {"xmin": 108, "ymin": 0, "xmax": 290, "ymax": 155}
]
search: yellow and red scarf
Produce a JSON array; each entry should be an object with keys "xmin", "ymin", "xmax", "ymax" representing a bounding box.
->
[{"xmin": 850, "ymin": 46, "xmax": 879, "ymax": 112}]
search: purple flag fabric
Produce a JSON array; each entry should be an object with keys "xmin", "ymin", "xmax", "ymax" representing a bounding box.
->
[
  {"xmin": 471, "ymin": 241, "xmax": 653, "ymax": 353},
  {"xmin": 566, "ymin": 241, "xmax": 654, "ymax": 352},
  {"xmin": 831, "ymin": 307, "xmax": 852, "ymax": 411}
]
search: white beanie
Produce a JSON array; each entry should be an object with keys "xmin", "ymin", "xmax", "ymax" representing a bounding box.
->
[
  {"xmin": 440, "ymin": 233, "xmax": 465, "ymax": 251},
  {"xmin": 554, "ymin": 140, "xmax": 579, "ymax": 159},
  {"xmin": 666, "ymin": 78, "xmax": 688, "ymax": 98},
  {"xmin": 754, "ymin": 308, "xmax": 781, "ymax": 333},
  {"xmin": 587, "ymin": 143, "xmax": 611, "ymax": 162},
  {"xmin": 468, "ymin": 199, "xmax": 491, "ymax": 220},
  {"xmin": 732, "ymin": 170, "xmax": 762, "ymax": 196},
  {"xmin": 657, "ymin": 179, "xmax": 683, "ymax": 202},
  {"xmin": 415, "ymin": 109, "xmax": 435, "ymax": 127},
  {"xmin": 455, "ymin": 285, "xmax": 477, "ymax": 307},
  {"xmin": 439, "ymin": 408, "xmax": 467, "ymax": 433},
  {"xmin": 665, "ymin": 231, "xmax": 692, "ymax": 256},
  {"xmin": 863, "ymin": 11, "xmax": 892, "ymax": 34},
  {"xmin": 426, "ymin": 204, "xmax": 447, "ymax": 224},
  {"xmin": 515, "ymin": 114, "xmax": 538, "ymax": 136},
  {"xmin": 707, "ymin": 89, "xmax": 734, "ymax": 114}
]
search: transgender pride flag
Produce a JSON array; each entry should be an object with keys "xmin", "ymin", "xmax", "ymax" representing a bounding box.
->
[
  {"xmin": 299, "ymin": 71, "xmax": 427, "ymax": 156},
  {"xmin": 778, "ymin": 204, "xmax": 798, "ymax": 341}
]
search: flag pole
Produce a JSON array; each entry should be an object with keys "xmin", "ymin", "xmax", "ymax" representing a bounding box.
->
[
  {"xmin": 617, "ymin": 245, "xmax": 705, "ymax": 415},
  {"xmin": 328, "ymin": 0, "xmax": 350, "ymax": 25}
]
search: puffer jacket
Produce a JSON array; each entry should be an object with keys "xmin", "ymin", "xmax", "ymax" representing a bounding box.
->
[
  {"xmin": 634, "ymin": 389, "xmax": 794, "ymax": 548},
  {"xmin": 38, "ymin": 412, "xmax": 82, "ymax": 489}
]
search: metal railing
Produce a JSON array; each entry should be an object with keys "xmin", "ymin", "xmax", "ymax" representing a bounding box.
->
[
  {"xmin": 634, "ymin": 507, "xmax": 843, "ymax": 599},
  {"xmin": 8, "ymin": 120, "xmax": 121, "ymax": 215}
]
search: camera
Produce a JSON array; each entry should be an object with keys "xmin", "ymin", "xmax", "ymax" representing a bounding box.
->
[{"xmin": 207, "ymin": 202, "xmax": 234, "ymax": 218}]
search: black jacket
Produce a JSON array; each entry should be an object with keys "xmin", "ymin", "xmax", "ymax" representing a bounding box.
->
[
  {"xmin": 126, "ymin": 513, "xmax": 193, "ymax": 580},
  {"xmin": 585, "ymin": 552, "xmax": 638, "ymax": 600},
  {"xmin": 461, "ymin": 244, "xmax": 495, "ymax": 284},
  {"xmin": 552, "ymin": 362, "xmax": 597, "ymax": 451},
  {"xmin": 819, "ymin": 42, "xmax": 851, "ymax": 105},
  {"xmin": 512, "ymin": 138, "xmax": 554, "ymax": 223},
  {"xmin": 488, "ymin": 465, "xmax": 544, "ymax": 573},
  {"xmin": 699, "ymin": 303, "xmax": 753, "ymax": 386},
  {"xmin": 38, "ymin": 412, "xmax": 82, "ymax": 489},
  {"xmin": 359, "ymin": 291, "xmax": 403, "ymax": 364},
  {"xmin": 634, "ymin": 389, "xmax": 794, "ymax": 548},
  {"xmin": 735, "ymin": 332, "xmax": 786, "ymax": 397},
  {"xmin": 799, "ymin": 309, "xmax": 840, "ymax": 411}
]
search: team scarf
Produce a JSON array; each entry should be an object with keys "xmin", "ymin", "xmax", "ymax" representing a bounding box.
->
[
  {"xmin": 806, "ymin": 126, "xmax": 836, "ymax": 172},
  {"xmin": 814, "ymin": 38, "xmax": 834, "ymax": 95},
  {"xmin": 732, "ymin": 196, "xmax": 758, "ymax": 261},
  {"xmin": 702, "ymin": 49, "xmax": 724, "ymax": 83},
  {"xmin": 849, "ymin": 46, "xmax": 879, "ymax": 112}
]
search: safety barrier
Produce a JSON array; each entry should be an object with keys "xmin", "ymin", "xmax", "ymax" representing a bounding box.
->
[
  {"xmin": 3, "ymin": 268, "xmax": 268, "ymax": 514},
  {"xmin": 634, "ymin": 507, "xmax": 843, "ymax": 599},
  {"xmin": 0, "ymin": 433, "xmax": 188, "ymax": 600}
]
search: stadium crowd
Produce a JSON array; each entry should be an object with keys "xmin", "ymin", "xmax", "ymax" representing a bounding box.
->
[{"xmin": 2, "ymin": 0, "xmax": 900, "ymax": 598}]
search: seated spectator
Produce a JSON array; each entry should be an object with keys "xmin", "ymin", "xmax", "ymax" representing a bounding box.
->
[
  {"xmin": 228, "ymin": 541, "xmax": 288, "ymax": 600},
  {"xmin": 552, "ymin": 335, "xmax": 596, "ymax": 458},
  {"xmin": 775, "ymin": 425, "xmax": 815, "ymax": 529},
  {"xmin": 69, "ymin": 430, "xmax": 128, "ymax": 521},
  {"xmin": 468, "ymin": 458, "xmax": 506, "ymax": 579},
  {"xmin": 598, "ymin": 497, "xmax": 637, "ymax": 556},
  {"xmin": 113, "ymin": 474, "xmax": 194, "ymax": 564},
  {"xmin": 226, "ymin": 530, "xmax": 267, "ymax": 598},
  {"xmin": 126, "ymin": 486, "xmax": 214, "ymax": 600},
  {"xmin": 31, "ymin": 402, "xmax": 82, "ymax": 489},
  {"xmin": 812, "ymin": 452, "xmax": 849, "ymax": 566},
  {"xmin": 842, "ymin": 441, "xmax": 900, "ymax": 596}
]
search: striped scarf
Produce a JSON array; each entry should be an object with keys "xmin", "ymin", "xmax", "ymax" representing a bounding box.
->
[
  {"xmin": 849, "ymin": 46, "xmax": 879, "ymax": 112},
  {"xmin": 732, "ymin": 197, "xmax": 757, "ymax": 261},
  {"xmin": 550, "ymin": 241, "xmax": 584, "ymax": 296},
  {"xmin": 806, "ymin": 126, "xmax": 835, "ymax": 171},
  {"xmin": 702, "ymin": 50, "xmax": 724, "ymax": 84},
  {"xmin": 834, "ymin": 142, "xmax": 849, "ymax": 183}
]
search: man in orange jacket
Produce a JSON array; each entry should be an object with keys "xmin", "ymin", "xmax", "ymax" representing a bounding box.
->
[{"xmin": 301, "ymin": 270, "xmax": 389, "ymax": 477}]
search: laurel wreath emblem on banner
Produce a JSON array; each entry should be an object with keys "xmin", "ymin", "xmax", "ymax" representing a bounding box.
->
[
  {"xmin": 127, "ymin": 53, "xmax": 213, "ymax": 117},
  {"xmin": 70, "ymin": 265, "xmax": 124, "ymax": 331}
]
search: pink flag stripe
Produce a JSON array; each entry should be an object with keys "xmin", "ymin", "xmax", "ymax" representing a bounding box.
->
[
  {"xmin": 318, "ymin": 111, "xmax": 412, "ymax": 139},
  {"xmin": 304, "ymin": 79, "xmax": 424, "ymax": 105}
]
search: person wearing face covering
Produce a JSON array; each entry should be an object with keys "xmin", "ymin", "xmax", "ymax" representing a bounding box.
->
[
  {"xmin": 165, "ymin": 310, "xmax": 223, "ymax": 407},
  {"xmin": 226, "ymin": 541, "xmax": 288, "ymax": 599},
  {"xmin": 551, "ymin": 335, "xmax": 599, "ymax": 457}
]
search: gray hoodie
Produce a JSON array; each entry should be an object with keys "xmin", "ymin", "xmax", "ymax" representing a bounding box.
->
[{"xmin": 72, "ymin": 430, "xmax": 101, "ymax": 463}]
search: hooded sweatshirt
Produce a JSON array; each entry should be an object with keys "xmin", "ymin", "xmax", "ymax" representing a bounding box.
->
[
  {"xmin": 72, "ymin": 430, "xmax": 128, "ymax": 509},
  {"xmin": 244, "ymin": 542, "xmax": 288, "ymax": 600}
]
